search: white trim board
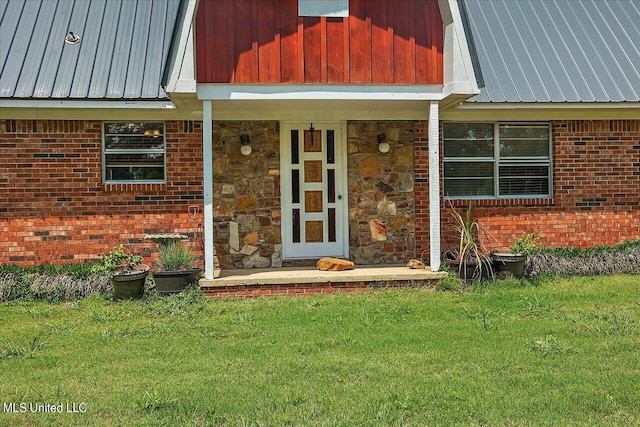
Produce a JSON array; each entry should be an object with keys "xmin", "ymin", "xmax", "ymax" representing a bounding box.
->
[
  {"xmin": 0, "ymin": 100, "xmax": 176, "ymax": 109},
  {"xmin": 197, "ymin": 84, "xmax": 445, "ymax": 101}
]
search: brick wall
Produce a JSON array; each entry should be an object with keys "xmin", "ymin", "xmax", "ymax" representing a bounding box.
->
[
  {"xmin": 2, "ymin": 118, "xmax": 638, "ymax": 267},
  {"xmin": 0, "ymin": 119, "xmax": 204, "ymax": 265},
  {"xmin": 415, "ymin": 119, "xmax": 640, "ymax": 257}
]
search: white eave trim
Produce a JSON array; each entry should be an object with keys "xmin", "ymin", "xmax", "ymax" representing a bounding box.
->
[
  {"xmin": 457, "ymin": 102, "xmax": 640, "ymax": 110},
  {"xmin": 0, "ymin": 100, "xmax": 176, "ymax": 109},
  {"xmin": 197, "ymin": 84, "xmax": 445, "ymax": 101}
]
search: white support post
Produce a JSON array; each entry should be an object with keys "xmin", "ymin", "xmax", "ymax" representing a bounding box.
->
[
  {"xmin": 428, "ymin": 100, "xmax": 441, "ymax": 271},
  {"xmin": 202, "ymin": 101, "xmax": 215, "ymax": 279}
]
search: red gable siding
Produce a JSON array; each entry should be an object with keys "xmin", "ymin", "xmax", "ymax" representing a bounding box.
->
[{"xmin": 195, "ymin": 0, "xmax": 443, "ymax": 84}]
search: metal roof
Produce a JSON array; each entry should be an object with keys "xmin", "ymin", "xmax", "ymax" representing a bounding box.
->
[
  {"xmin": 0, "ymin": 0, "xmax": 181, "ymax": 100},
  {"xmin": 463, "ymin": 0, "xmax": 640, "ymax": 103}
]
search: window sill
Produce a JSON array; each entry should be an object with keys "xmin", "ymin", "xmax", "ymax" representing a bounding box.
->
[
  {"xmin": 445, "ymin": 198, "xmax": 555, "ymax": 208},
  {"xmin": 102, "ymin": 182, "xmax": 167, "ymax": 192}
]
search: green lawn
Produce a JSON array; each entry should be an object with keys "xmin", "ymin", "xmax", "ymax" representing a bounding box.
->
[{"xmin": 1, "ymin": 275, "xmax": 639, "ymax": 426}]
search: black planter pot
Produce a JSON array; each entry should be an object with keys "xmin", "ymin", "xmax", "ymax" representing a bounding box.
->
[
  {"xmin": 111, "ymin": 270, "xmax": 149, "ymax": 299},
  {"xmin": 444, "ymin": 253, "xmax": 493, "ymax": 282},
  {"xmin": 152, "ymin": 268, "xmax": 202, "ymax": 294},
  {"xmin": 492, "ymin": 253, "xmax": 527, "ymax": 278}
]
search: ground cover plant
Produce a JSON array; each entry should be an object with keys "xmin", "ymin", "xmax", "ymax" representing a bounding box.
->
[
  {"xmin": 527, "ymin": 239, "xmax": 640, "ymax": 277},
  {"xmin": 1, "ymin": 275, "xmax": 639, "ymax": 426}
]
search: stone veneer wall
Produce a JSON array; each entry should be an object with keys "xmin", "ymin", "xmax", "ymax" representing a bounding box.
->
[
  {"xmin": 212, "ymin": 121, "xmax": 282, "ymax": 268},
  {"xmin": 346, "ymin": 121, "xmax": 416, "ymax": 264}
]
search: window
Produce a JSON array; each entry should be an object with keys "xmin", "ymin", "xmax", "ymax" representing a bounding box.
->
[
  {"xmin": 103, "ymin": 122, "xmax": 165, "ymax": 183},
  {"xmin": 443, "ymin": 122, "xmax": 551, "ymax": 198},
  {"xmin": 298, "ymin": 0, "xmax": 348, "ymax": 17}
]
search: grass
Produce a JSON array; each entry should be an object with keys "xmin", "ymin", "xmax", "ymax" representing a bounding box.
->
[{"xmin": 0, "ymin": 276, "xmax": 639, "ymax": 426}]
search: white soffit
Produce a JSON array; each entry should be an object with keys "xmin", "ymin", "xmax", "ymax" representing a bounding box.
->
[{"xmin": 197, "ymin": 84, "xmax": 444, "ymax": 101}]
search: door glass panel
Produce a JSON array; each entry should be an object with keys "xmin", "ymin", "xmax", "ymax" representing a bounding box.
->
[
  {"xmin": 327, "ymin": 169, "xmax": 336, "ymax": 203},
  {"xmin": 328, "ymin": 208, "xmax": 336, "ymax": 242},
  {"xmin": 327, "ymin": 130, "xmax": 335, "ymax": 164},
  {"xmin": 292, "ymin": 169, "xmax": 300, "ymax": 203},
  {"xmin": 291, "ymin": 130, "xmax": 299, "ymax": 164},
  {"xmin": 293, "ymin": 209, "xmax": 300, "ymax": 243}
]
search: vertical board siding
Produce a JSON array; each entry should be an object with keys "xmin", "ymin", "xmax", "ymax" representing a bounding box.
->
[{"xmin": 195, "ymin": 0, "xmax": 443, "ymax": 84}]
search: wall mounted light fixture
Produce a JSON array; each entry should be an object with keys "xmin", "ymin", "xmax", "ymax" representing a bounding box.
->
[
  {"xmin": 377, "ymin": 133, "xmax": 390, "ymax": 153},
  {"xmin": 240, "ymin": 134, "xmax": 252, "ymax": 155}
]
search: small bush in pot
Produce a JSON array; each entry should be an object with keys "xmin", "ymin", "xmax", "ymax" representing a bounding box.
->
[
  {"xmin": 91, "ymin": 246, "xmax": 149, "ymax": 299},
  {"xmin": 493, "ymin": 230, "xmax": 543, "ymax": 279},
  {"xmin": 153, "ymin": 241, "xmax": 202, "ymax": 294}
]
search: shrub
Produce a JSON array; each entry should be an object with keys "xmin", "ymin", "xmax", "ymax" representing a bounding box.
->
[
  {"xmin": 435, "ymin": 273, "xmax": 464, "ymax": 292},
  {"xmin": 0, "ymin": 263, "xmax": 112, "ymax": 303},
  {"xmin": 91, "ymin": 246, "xmax": 143, "ymax": 277},
  {"xmin": 511, "ymin": 230, "xmax": 543, "ymax": 255},
  {"xmin": 527, "ymin": 240, "xmax": 640, "ymax": 277},
  {"xmin": 156, "ymin": 242, "xmax": 196, "ymax": 271}
]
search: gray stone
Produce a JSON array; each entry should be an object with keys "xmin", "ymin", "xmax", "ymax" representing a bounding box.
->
[
  {"xmin": 398, "ymin": 174, "xmax": 414, "ymax": 192},
  {"xmin": 352, "ymin": 247, "xmax": 374, "ymax": 264},
  {"xmin": 242, "ymin": 251, "xmax": 271, "ymax": 268},
  {"xmin": 237, "ymin": 215, "xmax": 260, "ymax": 232},
  {"xmin": 240, "ymin": 244, "xmax": 258, "ymax": 256},
  {"xmin": 377, "ymin": 198, "xmax": 397, "ymax": 216},
  {"xmin": 271, "ymin": 244, "xmax": 282, "ymax": 267},
  {"xmin": 229, "ymin": 221, "xmax": 240, "ymax": 253}
]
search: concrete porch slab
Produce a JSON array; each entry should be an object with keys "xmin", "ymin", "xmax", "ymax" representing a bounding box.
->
[{"xmin": 200, "ymin": 264, "xmax": 446, "ymax": 288}]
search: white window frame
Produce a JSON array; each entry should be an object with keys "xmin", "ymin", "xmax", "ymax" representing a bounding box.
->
[
  {"xmin": 102, "ymin": 121, "xmax": 166, "ymax": 184},
  {"xmin": 298, "ymin": 0, "xmax": 349, "ymax": 17},
  {"xmin": 443, "ymin": 122, "xmax": 553, "ymax": 200}
]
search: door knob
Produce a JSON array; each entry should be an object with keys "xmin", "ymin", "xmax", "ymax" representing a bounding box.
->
[{"xmin": 337, "ymin": 195, "xmax": 343, "ymax": 200}]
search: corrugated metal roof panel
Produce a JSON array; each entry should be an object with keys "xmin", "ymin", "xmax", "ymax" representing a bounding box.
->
[
  {"xmin": 465, "ymin": 0, "xmax": 640, "ymax": 103},
  {"xmin": 0, "ymin": 0, "xmax": 181, "ymax": 100}
]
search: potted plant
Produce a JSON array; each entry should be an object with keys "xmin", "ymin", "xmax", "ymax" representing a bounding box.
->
[
  {"xmin": 492, "ymin": 230, "xmax": 543, "ymax": 278},
  {"xmin": 443, "ymin": 201, "xmax": 493, "ymax": 282},
  {"xmin": 91, "ymin": 246, "xmax": 149, "ymax": 299},
  {"xmin": 152, "ymin": 241, "xmax": 202, "ymax": 294}
]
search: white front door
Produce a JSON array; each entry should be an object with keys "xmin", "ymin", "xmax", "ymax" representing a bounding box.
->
[{"xmin": 280, "ymin": 122, "xmax": 348, "ymax": 259}]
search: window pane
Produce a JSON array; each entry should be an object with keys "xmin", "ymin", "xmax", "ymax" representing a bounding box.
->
[
  {"xmin": 499, "ymin": 164, "xmax": 550, "ymax": 195},
  {"xmin": 327, "ymin": 169, "xmax": 335, "ymax": 203},
  {"xmin": 499, "ymin": 124, "xmax": 549, "ymax": 158},
  {"xmin": 499, "ymin": 178, "xmax": 549, "ymax": 195},
  {"xmin": 104, "ymin": 122, "xmax": 163, "ymax": 135},
  {"xmin": 104, "ymin": 135, "xmax": 165, "ymax": 150},
  {"xmin": 444, "ymin": 161, "xmax": 494, "ymax": 197},
  {"xmin": 292, "ymin": 169, "xmax": 300, "ymax": 204},
  {"xmin": 443, "ymin": 123, "xmax": 494, "ymax": 157},
  {"xmin": 291, "ymin": 130, "xmax": 299, "ymax": 164},
  {"xmin": 293, "ymin": 209, "xmax": 301, "ymax": 243},
  {"xmin": 444, "ymin": 162, "xmax": 493, "ymax": 178},
  {"xmin": 444, "ymin": 178, "xmax": 494, "ymax": 197},
  {"xmin": 328, "ymin": 208, "xmax": 336, "ymax": 242},
  {"xmin": 327, "ymin": 130, "xmax": 335, "ymax": 164},
  {"xmin": 103, "ymin": 122, "xmax": 165, "ymax": 182},
  {"xmin": 443, "ymin": 122, "xmax": 551, "ymax": 199}
]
